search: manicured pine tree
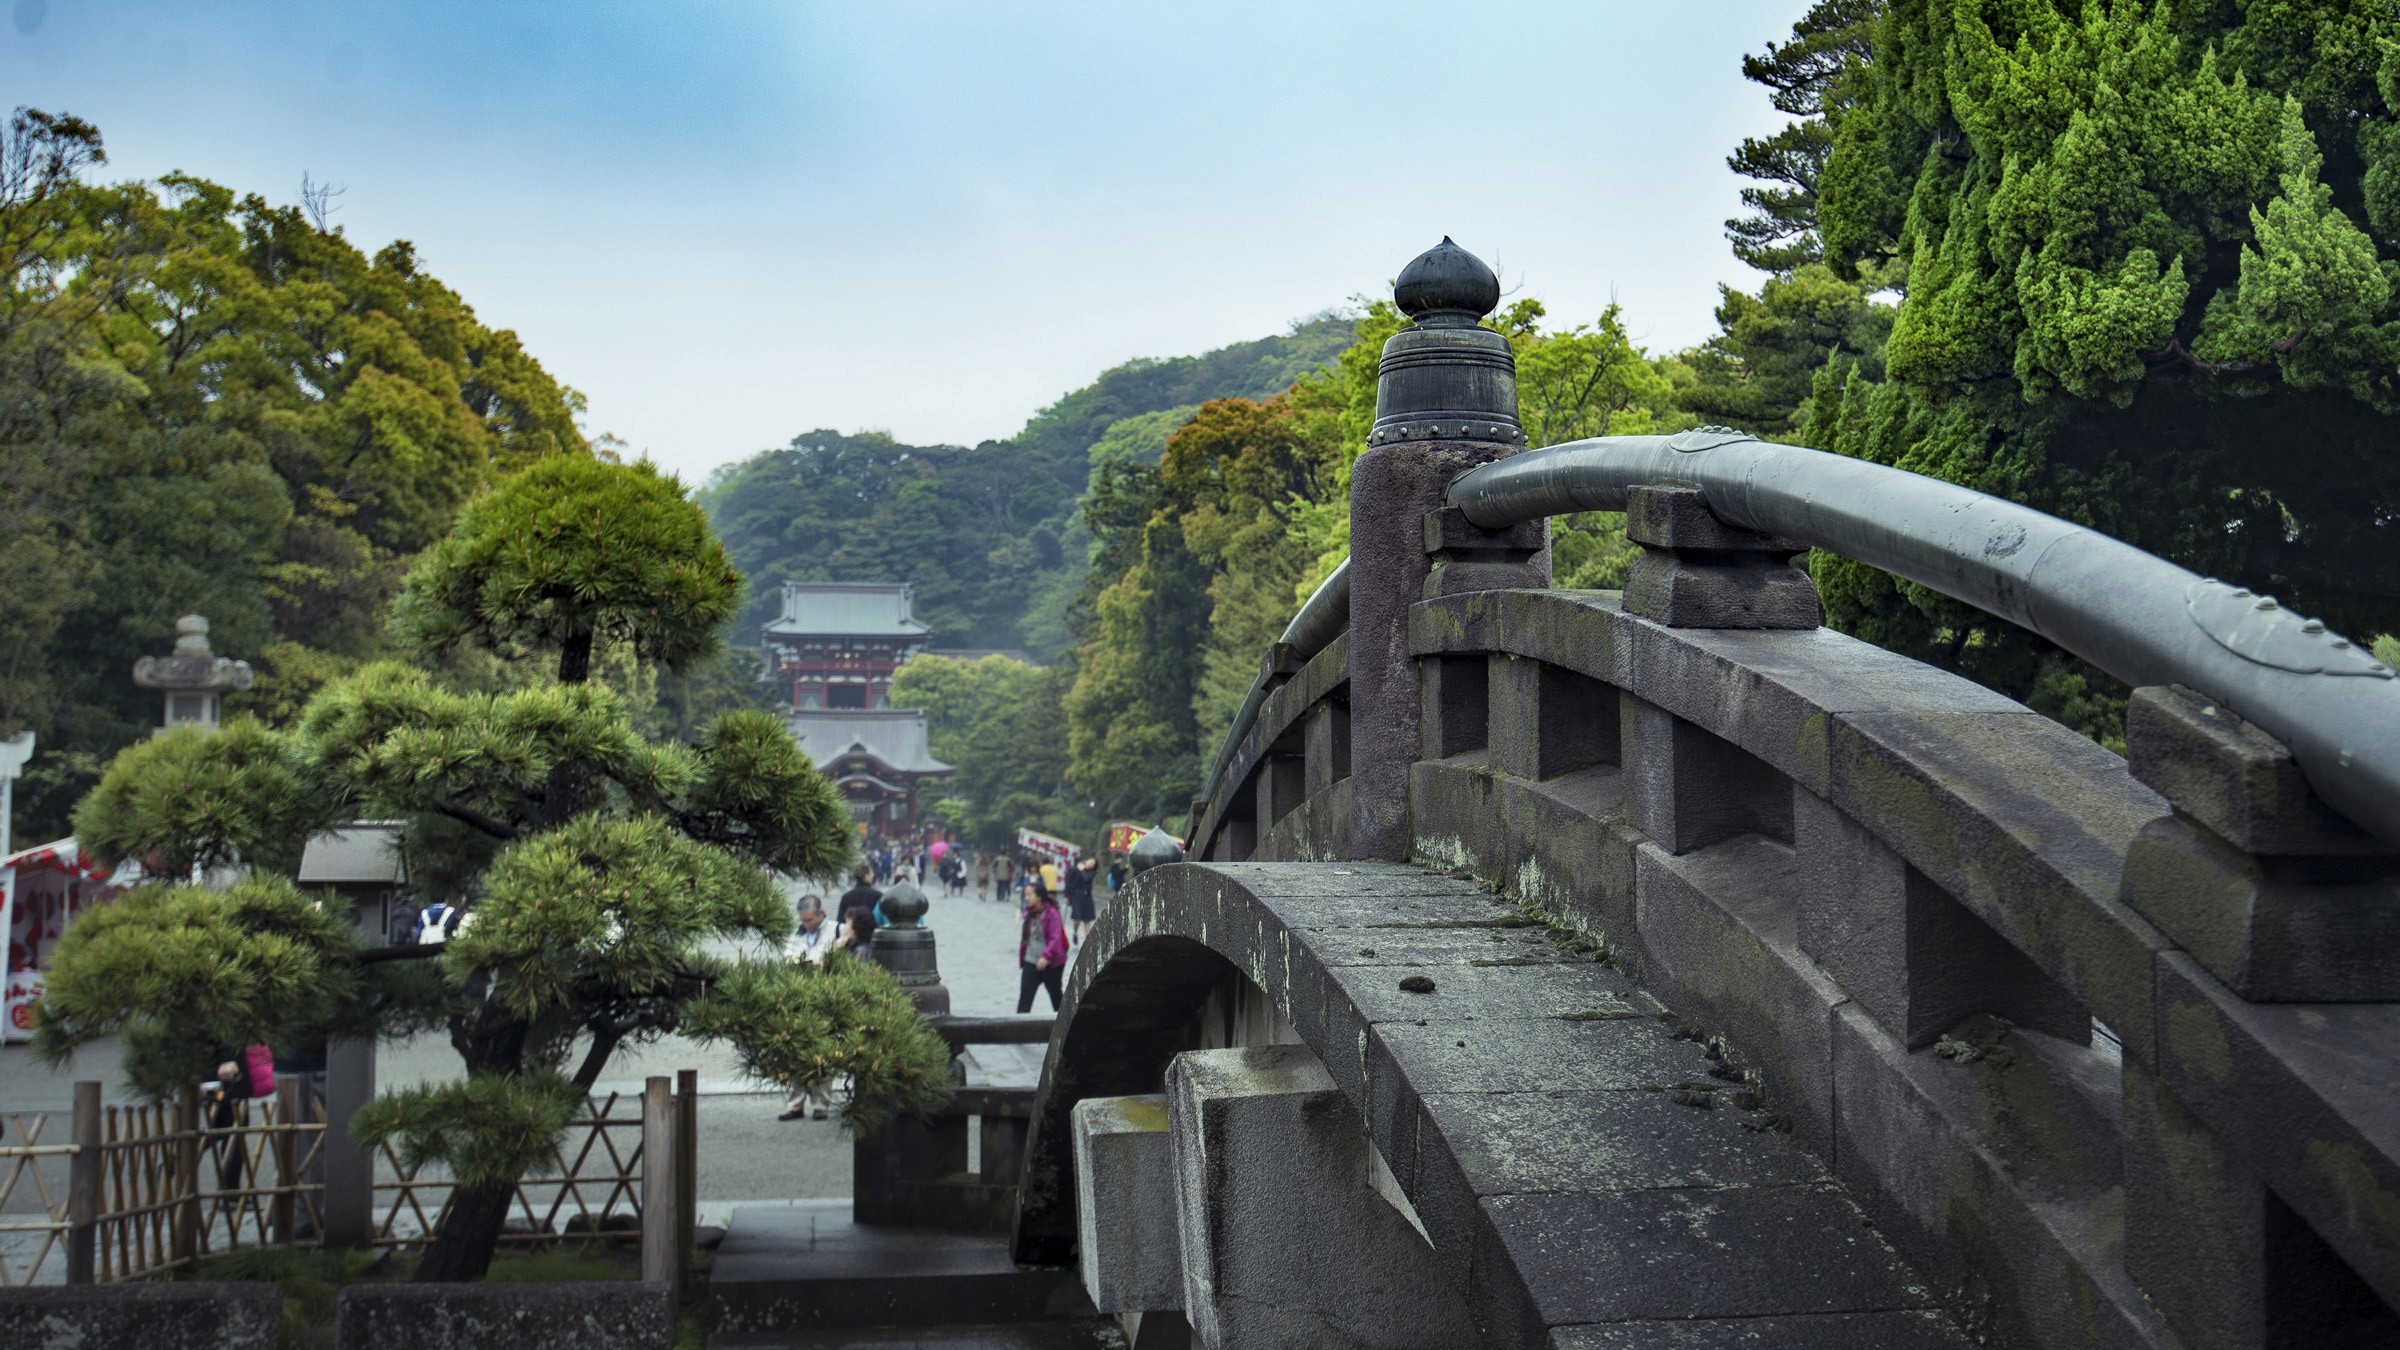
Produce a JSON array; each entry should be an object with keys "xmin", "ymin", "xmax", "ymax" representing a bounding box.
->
[{"xmin": 38, "ymin": 455, "xmax": 953, "ymax": 1281}]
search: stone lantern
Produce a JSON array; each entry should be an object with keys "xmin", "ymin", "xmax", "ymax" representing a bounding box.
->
[
  {"xmin": 870, "ymin": 878, "xmax": 950, "ymax": 1015},
  {"xmin": 132, "ymin": 615, "xmax": 252, "ymax": 735}
]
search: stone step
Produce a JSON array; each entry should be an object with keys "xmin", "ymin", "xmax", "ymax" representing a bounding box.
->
[{"xmin": 709, "ymin": 1202, "xmax": 1088, "ymax": 1344}]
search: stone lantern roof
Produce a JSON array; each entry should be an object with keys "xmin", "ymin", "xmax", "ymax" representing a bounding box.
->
[{"xmin": 132, "ymin": 614, "xmax": 252, "ymax": 733}]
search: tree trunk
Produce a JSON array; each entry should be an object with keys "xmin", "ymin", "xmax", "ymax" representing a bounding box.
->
[
  {"xmin": 571, "ymin": 1027, "xmax": 626, "ymax": 1092},
  {"xmin": 557, "ymin": 631, "xmax": 593, "ymax": 685},
  {"xmin": 411, "ymin": 1178, "xmax": 516, "ymax": 1282},
  {"xmin": 417, "ymin": 1003, "xmax": 534, "ymax": 1282}
]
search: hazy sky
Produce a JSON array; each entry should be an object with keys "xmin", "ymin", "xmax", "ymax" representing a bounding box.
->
[{"xmin": 5, "ymin": 1, "xmax": 1811, "ymax": 482}]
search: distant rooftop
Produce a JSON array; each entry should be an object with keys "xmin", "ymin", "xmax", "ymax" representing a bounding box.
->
[
  {"xmin": 297, "ymin": 822, "xmax": 407, "ymax": 886},
  {"xmin": 785, "ymin": 708, "xmax": 953, "ymax": 776},
  {"xmin": 763, "ymin": 581, "xmax": 933, "ymax": 639}
]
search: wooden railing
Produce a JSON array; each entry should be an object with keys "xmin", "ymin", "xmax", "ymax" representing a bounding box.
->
[{"xmin": 2, "ymin": 1072, "xmax": 697, "ymax": 1287}]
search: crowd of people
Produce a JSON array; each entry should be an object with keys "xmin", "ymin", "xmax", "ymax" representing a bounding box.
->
[{"xmin": 774, "ymin": 839, "xmax": 1135, "ymax": 1122}]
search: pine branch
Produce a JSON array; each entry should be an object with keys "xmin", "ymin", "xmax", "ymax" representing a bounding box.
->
[
  {"xmin": 356, "ymin": 943, "xmax": 446, "ymax": 965},
  {"xmin": 436, "ymin": 800, "xmax": 517, "ymax": 840}
]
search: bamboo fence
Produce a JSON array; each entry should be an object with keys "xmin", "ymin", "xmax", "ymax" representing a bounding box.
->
[{"xmin": 1, "ymin": 1078, "xmax": 672, "ymax": 1286}]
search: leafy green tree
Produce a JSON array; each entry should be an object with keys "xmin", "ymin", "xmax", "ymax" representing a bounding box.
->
[
  {"xmin": 889, "ymin": 653, "xmax": 1088, "ymax": 848},
  {"xmin": 1679, "ymin": 263, "xmax": 1894, "ymax": 438},
  {"xmin": 0, "ymin": 109, "xmax": 588, "ymax": 844},
  {"xmin": 394, "ymin": 455, "xmax": 740, "ymax": 684},
  {"xmin": 39, "ymin": 459, "xmax": 945, "ymax": 1283},
  {"xmin": 1800, "ymin": 2, "xmax": 2400, "ymax": 739}
]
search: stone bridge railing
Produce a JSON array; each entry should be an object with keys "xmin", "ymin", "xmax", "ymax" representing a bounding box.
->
[{"xmin": 1016, "ymin": 240, "xmax": 2400, "ymax": 1350}]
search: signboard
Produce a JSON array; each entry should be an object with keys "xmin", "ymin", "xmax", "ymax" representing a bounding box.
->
[
  {"xmin": 1105, "ymin": 822, "xmax": 1154, "ymax": 855},
  {"xmin": 3, "ymin": 840, "xmax": 141, "ymax": 1044},
  {"xmin": 1015, "ymin": 828, "xmax": 1080, "ymax": 864},
  {"xmin": 3, "ymin": 970, "xmax": 42, "ymax": 1042}
]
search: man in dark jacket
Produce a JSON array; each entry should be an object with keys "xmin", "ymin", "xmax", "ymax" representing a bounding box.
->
[{"xmin": 838, "ymin": 868, "xmax": 882, "ymax": 952}]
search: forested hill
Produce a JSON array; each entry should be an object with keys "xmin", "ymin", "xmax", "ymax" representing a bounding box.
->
[{"xmin": 699, "ymin": 314, "xmax": 1355, "ymax": 657}]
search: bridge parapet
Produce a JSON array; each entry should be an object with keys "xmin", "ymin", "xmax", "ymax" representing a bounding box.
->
[{"xmin": 1089, "ymin": 240, "xmax": 2400, "ymax": 1349}]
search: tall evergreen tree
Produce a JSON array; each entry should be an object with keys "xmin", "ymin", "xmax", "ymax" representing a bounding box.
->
[
  {"xmin": 1723, "ymin": 0, "xmax": 1882, "ymax": 272},
  {"xmin": 1797, "ymin": 1, "xmax": 2400, "ymax": 739}
]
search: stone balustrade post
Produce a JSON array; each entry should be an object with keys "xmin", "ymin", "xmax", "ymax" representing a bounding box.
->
[
  {"xmin": 1072, "ymin": 1094, "xmax": 1185, "ymax": 1342},
  {"xmin": 1613, "ymin": 485, "xmax": 1818, "ymax": 858},
  {"xmin": 1165, "ymin": 1044, "xmax": 1475, "ymax": 1347},
  {"xmin": 1349, "ymin": 238, "xmax": 1544, "ymax": 859},
  {"xmin": 1620, "ymin": 483, "xmax": 1820, "ymax": 630},
  {"xmin": 1301, "ymin": 700, "xmax": 1350, "ymax": 799},
  {"xmin": 2119, "ymin": 683, "xmax": 2400, "ymax": 1001},
  {"xmin": 2116, "ymin": 683, "xmax": 2400, "ymax": 1347}
]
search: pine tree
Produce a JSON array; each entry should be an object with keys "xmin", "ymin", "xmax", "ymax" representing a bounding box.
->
[
  {"xmin": 1723, "ymin": 0, "xmax": 1881, "ymax": 272},
  {"xmin": 37, "ymin": 457, "xmax": 946, "ymax": 1282}
]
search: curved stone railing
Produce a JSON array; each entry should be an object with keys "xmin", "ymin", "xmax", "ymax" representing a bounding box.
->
[
  {"xmin": 1450, "ymin": 432, "xmax": 2400, "ymax": 848},
  {"xmin": 1198, "ymin": 559, "xmax": 1350, "ymax": 809},
  {"xmin": 1169, "ymin": 489, "xmax": 2400, "ymax": 1349},
  {"xmin": 1085, "ymin": 242, "xmax": 2400, "ymax": 1349}
]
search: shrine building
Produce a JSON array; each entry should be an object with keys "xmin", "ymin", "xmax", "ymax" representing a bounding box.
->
[
  {"xmin": 761, "ymin": 581, "xmax": 932, "ymax": 709},
  {"xmin": 765, "ymin": 582, "xmax": 951, "ymax": 838}
]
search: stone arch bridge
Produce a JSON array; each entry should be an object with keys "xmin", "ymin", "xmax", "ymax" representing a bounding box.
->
[{"xmin": 1006, "ymin": 241, "xmax": 2400, "ymax": 1350}]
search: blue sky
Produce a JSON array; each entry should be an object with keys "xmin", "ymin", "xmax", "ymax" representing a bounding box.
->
[{"xmin": 5, "ymin": 1, "xmax": 1813, "ymax": 481}]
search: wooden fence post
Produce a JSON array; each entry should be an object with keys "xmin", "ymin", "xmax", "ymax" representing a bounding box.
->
[
  {"xmin": 172, "ymin": 1084, "xmax": 201, "ymax": 1265},
  {"xmin": 640, "ymin": 1076, "xmax": 673, "ymax": 1285},
  {"xmin": 321, "ymin": 1038, "xmax": 375, "ymax": 1248},
  {"xmin": 675, "ymin": 1069, "xmax": 697, "ymax": 1301},
  {"xmin": 270, "ymin": 1078, "xmax": 298, "ymax": 1245},
  {"xmin": 65, "ymin": 1080, "xmax": 99, "ymax": 1284}
]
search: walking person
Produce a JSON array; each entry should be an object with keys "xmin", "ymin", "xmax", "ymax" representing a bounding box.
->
[
  {"xmin": 778, "ymin": 897, "xmax": 838, "ymax": 1121},
  {"xmin": 974, "ymin": 855, "xmax": 991, "ymax": 901},
  {"xmin": 994, "ymin": 854, "xmax": 1014, "ymax": 904},
  {"xmin": 1016, "ymin": 882, "xmax": 1068, "ymax": 1013},
  {"xmin": 1066, "ymin": 854, "xmax": 1099, "ymax": 945}
]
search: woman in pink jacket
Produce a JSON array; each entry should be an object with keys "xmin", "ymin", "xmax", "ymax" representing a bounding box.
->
[{"xmin": 1016, "ymin": 882, "xmax": 1069, "ymax": 1013}]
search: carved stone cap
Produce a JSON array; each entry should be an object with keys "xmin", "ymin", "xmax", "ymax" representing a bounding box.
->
[
  {"xmin": 881, "ymin": 879, "xmax": 929, "ymax": 927},
  {"xmin": 1128, "ymin": 827, "xmax": 1185, "ymax": 875},
  {"xmin": 133, "ymin": 615, "xmax": 253, "ymax": 693},
  {"xmin": 1371, "ymin": 238, "xmax": 1523, "ymax": 449},
  {"xmin": 2126, "ymin": 685, "xmax": 2390, "ymax": 857}
]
